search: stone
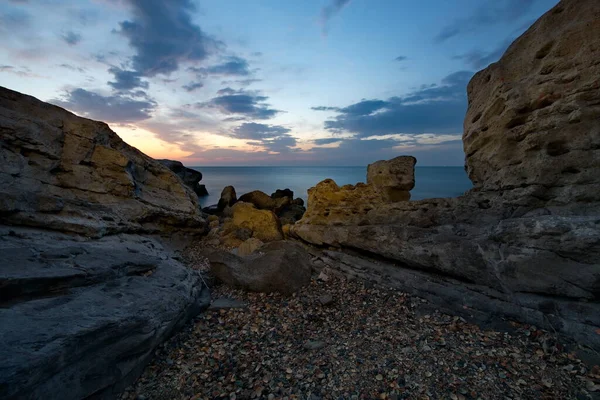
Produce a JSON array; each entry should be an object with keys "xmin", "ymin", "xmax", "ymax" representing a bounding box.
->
[
  {"xmin": 303, "ymin": 340, "xmax": 327, "ymax": 351},
  {"xmin": 292, "ymin": 197, "xmax": 305, "ymax": 207},
  {"xmin": 238, "ymin": 237, "xmax": 264, "ymax": 256},
  {"xmin": 207, "ymin": 241, "xmax": 312, "ymax": 295},
  {"xmin": 157, "ymin": 159, "xmax": 207, "ymax": 197},
  {"xmin": 271, "ymin": 188, "xmax": 294, "ymax": 199},
  {"xmin": 0, "ymin": 227, "xmax": 210, "ymax": 400},
  {"xmin": 217, "ymin": 186, "xmax": 237, "ymax": 212},
  {"xmin": 238, "ymin": 190, "xmax": 290, "ymax": 212},
  {"xmin": 319, "ymin": 294, "xmax": 334, "ymax": 306},
  {"xmin": 278, "ymin": 204, "xmax": 307, "ymax": 225},
  {"xmin": 367, "ymin": 156, "xmax": 416, "ymax": 193},
  {"xmin": 0, "ymin": 86, "xmax": 206, "ymax": 237},
  {"xmin": 291, "ymin": 0, "xmax": 600, "ymax": 352},
  {"xmin": 223, "ymin": 202, "xmax": 284, "ymax": 243},
  {"xmin": 208, "ymin": 297, "xmax": 248, "ymax": 311}
]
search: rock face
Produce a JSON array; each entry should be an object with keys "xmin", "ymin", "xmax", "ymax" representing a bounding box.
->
[
  {"xmin": 238, "ymin": 190, "xmax": 290, "ymax": 212},
  {"xmin": 367, "ymin": 156, "xmax": 415, "ymax": 201},
  {"xmin": 0, "ymin": 86, "xmax": 206, "ymax": 237},
  {"xmin": 0, "ymin": 227, "xmax": 210, "ymax": 400},
  {"xmin": 207, "ymin": 241, "xmax": 312, "ymax": 295},
  {"xmin": 291, "ymin": 0, "xmax": 600, "ymax": 351},
  {"xmin": 0, "ymin": 87, "xmax": 210, "ymax": 398},
  {"xmin": 157, "ymin": 159, "xmax": 207, "ymax": 197}
]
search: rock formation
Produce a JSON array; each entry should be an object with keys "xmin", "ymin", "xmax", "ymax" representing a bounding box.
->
[
  {"xmin": 217, "ymin": 185, "xmax": 237, "ymax": 212},
  {"xmin": 207, "ymin": 241, "xmax": 312, "ymax": 295},
  {"xmin": 291, "ymin": 0, "xmax": 600, "ymax": 351},
  {"xmin": 157, "ymin": 159, "xmax": 208, "ymax": 197},
  {"xmin": 221, "ymin": 202, "xmax": 284, "ymax": 246},
  {"xmin": 0, "ymin": 86, "xmax": 210, "ymax": 399}
]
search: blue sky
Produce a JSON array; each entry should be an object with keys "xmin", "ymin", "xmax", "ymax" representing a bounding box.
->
[{"xmin": 0, "ymin": 0, "xmax": 559, "ymax": 166}]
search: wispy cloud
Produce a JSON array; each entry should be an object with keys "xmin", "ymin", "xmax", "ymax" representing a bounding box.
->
[
  {"xmin": 61, "ymin": 31, "xmax": 81, "ymax": 46},
  {"xmin": 320, "ymin": 0, "xmax": 351, "ymax": 35}
]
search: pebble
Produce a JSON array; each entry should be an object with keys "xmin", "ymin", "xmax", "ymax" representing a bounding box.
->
[{"xmin": 303, "ymin": 340, "xmax": 327, "ymax": 351}]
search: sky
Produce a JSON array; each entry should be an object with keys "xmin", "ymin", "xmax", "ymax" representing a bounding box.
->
[{"xmin": 0, "ymin": 0, "xmax": 559, "ymax": 166}]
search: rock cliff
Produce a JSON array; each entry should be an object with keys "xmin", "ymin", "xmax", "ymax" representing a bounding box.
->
[
  {"xmin": 0, "ymin": 86, "xmax": 209, "ymax": 399},
  {"xmin": 292, "ymin": 0, "xmax": 600, "ymax": 351}
]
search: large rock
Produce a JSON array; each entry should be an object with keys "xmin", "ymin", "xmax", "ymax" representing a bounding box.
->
[
  {"xmin": 291, "ymin": 0, "xmax": 600, "ymax": 351},
  {"xmin": 367, "ymin": 156, "xmax": 415, "ymax": 201},
  {"xmin": 217, "ymin": 185, "xmax": 237, "ymax": 212},
  {"xmin": 0, "ymin": 227, "xmax": 210, "ymax": 400},
  {"xmin": 222, "ymin": 202, "xmax": 284, "ymax": 243},
  {"xmin": 238, "ymin": 190, "xmax": 291, "ymax": 212},
  {"xmin": 0, "ymin": 86, "xmax": 206, "ymax": 237},
  {"xmin": 157, "ymin": 159, "xmax": 207, "ymax": 197},
  {"xmin": 207, "ymin": 241, "xmax": 312, "ymax": 294},
  {"xmin": 0, "ymin": 87, "xmax": 210, "ymax": 398}
]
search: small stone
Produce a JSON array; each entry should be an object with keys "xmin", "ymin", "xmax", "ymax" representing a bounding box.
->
[
  {"xmin": 376, "ymin": 374, "xmax": 383, "ymax": 381},
  {"xmin": 318, "ymin": 271, "xmax": 330, "ymax": 282},
  {"xmin": 425, "ymin": 372, "xmax": 432, "ymax": 378},
  {"xmin": 319, "ymin": 294, "xmax": 334, "ymax": 306},
  {"xmin": 268, "ymin": 394, "xmax": 275, "ymax": 400},
  {"xmin": 303, "ymin": 340, "xmax": 327, "ymax": 351},
  {"xmin": 586, "ymin": 380, "xmax": 599, "ymax": 392}
]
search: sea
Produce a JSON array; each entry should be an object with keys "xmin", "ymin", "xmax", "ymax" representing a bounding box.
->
[{"xmin": 193, "ymin": 166, "xmax": 473, "ymax": 208}]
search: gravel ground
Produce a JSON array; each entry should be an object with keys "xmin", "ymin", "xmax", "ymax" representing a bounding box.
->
[{"xmin": 123, "ymin": 254, "xmax": 598, "ymax": 400}]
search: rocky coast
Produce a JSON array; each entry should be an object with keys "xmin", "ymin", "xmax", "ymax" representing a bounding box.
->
[{"xmin": 0, "ymin": 0, "xmax": 599, "ymax": 398}]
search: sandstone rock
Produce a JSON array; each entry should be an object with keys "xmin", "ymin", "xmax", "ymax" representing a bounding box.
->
[
  {"xmin": 463, "ymin": 0, "xmax": 600, "ymax": 205},
  {"xmin": 224, "ymin": 202, "xmax": 283, "ymax": 242},
  {"xmin": 291, "ymin": 0, "xmax": 600, "ymax": 352},
  {"xmin": 207, "ymin": 241, "xmax": 312, "ymax": 295},
  {"xmin": 271, "ymin": 188, "xmax": 294, "ymax": 199},
  {"xmin": 238, "ymin": 237, "xmax": 264, "ymax": 256},
  {"xmin": 367, "ymin": 156, "xmax": 416, "ymax": 201},
  {"xmin": 0, "ymin": 227, "xmax": 210, "ymax": 400},
  {"xmin": 217, "ymin": 186, "xmax": 237, "ymax": 211},
  {"xmin": 0, "ymin": 86, "xmax": 206, "ymax": 237},
  {"xmin": 238, "ymin": 190, "xmax": 290, "ymax": 211},
  {"xmin": 157, "ymin": 159, "xmax": 207, "ymax": 197}
]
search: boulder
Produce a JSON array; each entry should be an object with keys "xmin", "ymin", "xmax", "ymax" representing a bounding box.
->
[
  {"xmin": 0, "ymin": 227, "xmax": 210, "ymax": 400},
  {"xmin": 0, "ymin": 86, "xmax": 206, "ymax": 237},
  {"xmin": 278, "ymin": 203, "xmax": 307, "ymax": 225},
  {"xmin": 367, "ymin": 156, "xmax": 415, "ymax": 201},
  {"xmin": 207, "ymin": 241, "xmax": 312, "ymax": 294},
  {"xmin": 292, "ymin": 197, "xmax": 305, "ymax": 207},
  {"xmin": 157, "ymin": 159, "xmax": 207, "ymax": 197},
  {"xmin": 224, "ymin": 202, "xmax": 283, "ymax": 243},
  {"xmin": 0, "ymin": 87, "xmax": 210, "ymax": 399},
  {"xmin": 271, "ymin": 188, "xmax": 294, "ymax": 199},
  {"xmin": 291, "ymin": 0, "xmax": 600, "ymax": 351},
  {"xmin": 217, "ymin": 186, "xmax": 237, "ymax": 211},
  {"xmin": 238, "ymin": 237, "xmax": 264, "ymax": 256},
  {"xmin": 238, "ymin": 190, "xmax": 290, "ymax": 211}
]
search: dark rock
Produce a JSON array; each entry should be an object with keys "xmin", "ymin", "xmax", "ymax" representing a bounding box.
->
[
  {"xmin": 206, "ymin": 241, "xmax": 312, "ymax": 295},
  {"xmin": 202, "ymin": 204, "xmax": 220, "ymax": 215},
  {"xmin": 217, "ymin": 186, "xmax": 237, "ymax": 212},
  {"xmin": 0, "ymin": 227, "xmax": 210, "ymax": 400},
  {"xmin": 319, "ymin": 294, "xmax": 334, "ymax": 306},
  {"xmin": 278, "ymin": 204, "xmax": 306, "ymax": 225},
  {"xmin": 292, "ymin": 197, "xmax": 305, "ymax": 207},
  {"xmin": 208, "ymin": 297, "xmax": 248, "ymax": 311},
  {"xmin": 157, "ymin": 159, "xmax": 207, "ymax": 197},
  {"xmin": 271, "ymin": 188, "xmax": 294, "ymax": 199},
  {"xmin": 239, "ymin": 190, "xmax": 290, "ymax": 212},
  {"xmin": 303, "ymin": 340, "xmax": 327, "ymax": 351}
]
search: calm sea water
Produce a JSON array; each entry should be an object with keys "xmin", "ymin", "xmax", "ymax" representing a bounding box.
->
[{"xmin": 193, "ymin": 166, "xmax": 473, "ymax": 207}]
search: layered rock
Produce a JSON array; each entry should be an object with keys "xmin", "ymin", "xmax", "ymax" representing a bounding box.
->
[
  {"xmin": 0, "ymin": 86, "xmax": 206, "ymax": 237},
  {"xmin": 0, "ymin": 87, "xmax": 210, "ymax": 398},
  {"xmin": 207, "ymin": 241, "xmax": 312, "ymax": 295},
  {"xmin": 157, "ymin": 159, "xmax": 208, "ymax": 197},
  {"xmin": 291, "ymin": 0, "xmax": 600, "ymax": 351}
]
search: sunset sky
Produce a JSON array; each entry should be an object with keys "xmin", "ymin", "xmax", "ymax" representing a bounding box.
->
[{"xmin": 0, "ymin": 0, "xmax": 559, "ymax": 166}]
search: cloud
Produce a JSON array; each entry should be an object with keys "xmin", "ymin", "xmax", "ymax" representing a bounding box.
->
[
  {"xmin": 313, "ymin": 138, "xmax": 343, "ymax": 145},
  {"xmin": 317, "ymin": 70, "xmax": 472, "ymax": 137},
  {"xmin": 0, "ymin": 8, "xmax": 30, "ymax": 32},
  {"xmin": 182, "ymin": 81, "xmax": 204, "ymax": 92},
  {"xmin": 190, "ymin": 56, "xmax": 251, "ymax": 77},
  {"xmin": 51, "ymin": 88, "xmax": 156, "ymax": 123},
  {"xmin": 320, "ymin": 0, "xmax": 351, "ymax": 35},
  {"xmin": 115, "ymin": 0, "xmax": 220, "ymax": 77},
  {"xmin": 198, "ymin": 88, "xmax": 281, "ymax": 120},
  {"xmin": 311, "ymin": 106, "xmax": 340, "ymax": 112},
  {"xmin": 58, "ymin": 64, "xmax": 86, "ymax": 73},
  {"xmin": 220, "ymin": 78, "xmax": 262, "ymax": 87},
  {"xmin": 227, "ymin": 122, "xmax": 297, "ymax": 153},
  {"xmin": 0, "ymin": 65, "xmax": 39, "ymax": 78},
  {"xmin": 107, "ymin": 67, "xmax": 149, "ymax": 90},
  {"xmin": 394, "ymin": 56, "xmax": 408, "ymax": 62},
  {"xmin": 61, "ymin": 31, "xmax": 82, "ymax": 46},
  {"xmin": 435, "ymin": 0, "xmax": 537, "ymax": 42}
]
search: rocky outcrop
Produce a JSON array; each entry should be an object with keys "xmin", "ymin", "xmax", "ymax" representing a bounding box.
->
[
  {"xmin": 367, "ymin": 156, "xmax": 415, "ymax": 201},
  {"xmin": 0, "ymin": 86, "xmax": 206, "ymax": 238},
  {"xmin": 238, "ymin": 190, "xmax": 290, "ymax": 212},
  {"xmin": 207, "ymin": 241, "xmax": 312, "ymax": 294},
  {"xmin": 291, "ymin": 0, "xmax": 600, "ymax": 351},
  {"xmin": 157, "ymin": 159, "xmax": 207, "ymax": 197},
  {"xmin": 0, "ymin": 87, "xmax": 210, "ymax": 398}
]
